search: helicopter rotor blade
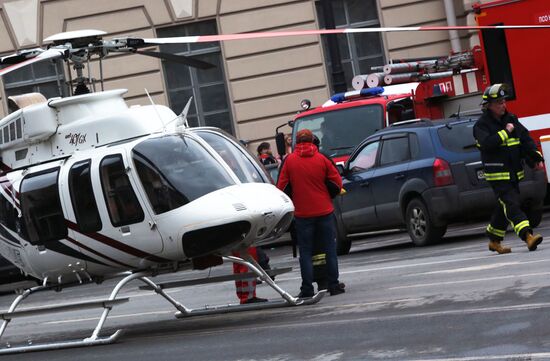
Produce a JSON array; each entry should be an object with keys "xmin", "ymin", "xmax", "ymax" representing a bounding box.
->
[
  {"xmin": 0, "ymin": 48, "xmax": 66, "ymax": 77},
  {"xmin": 139, "ymin": 24, "xmax": 550, "ymax": 45},
  {"xmin": 133, "ymin": 50, "xmax": 215, "ymax": 69}
]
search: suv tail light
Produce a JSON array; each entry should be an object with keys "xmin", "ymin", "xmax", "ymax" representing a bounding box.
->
[{"xmin": 433, "ymin": 158, "xmax": 453, "ymax": 186}]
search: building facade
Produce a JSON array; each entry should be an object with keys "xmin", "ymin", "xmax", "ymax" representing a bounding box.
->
[{"xmin": 0, "ymin": 0, "xmax": 488, "ymax": 151}]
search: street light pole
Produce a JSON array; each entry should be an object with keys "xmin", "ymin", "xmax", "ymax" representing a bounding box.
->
[{"xmin": 320, "ymin": 0, "xmax": 347, "ymax": 93}]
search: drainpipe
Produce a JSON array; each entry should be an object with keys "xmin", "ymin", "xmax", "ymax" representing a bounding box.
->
[{"xmin": 443, "ymin": 0, "xmax": 462, "ymax": 53}]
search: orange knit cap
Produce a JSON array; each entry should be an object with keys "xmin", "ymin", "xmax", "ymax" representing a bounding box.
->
[{"xmin": 296, "ymin": 129, "xmax": 313, "ymax": 143}]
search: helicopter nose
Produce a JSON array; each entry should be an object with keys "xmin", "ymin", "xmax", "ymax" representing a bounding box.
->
[{"xmin": 178, "ymin": 183, "xmax": 293, "ymax": 258}]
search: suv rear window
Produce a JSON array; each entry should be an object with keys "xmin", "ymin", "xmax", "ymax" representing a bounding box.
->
[{"xmin": 437, "ymin": 122, "xmax": 477, "ymax": 153}]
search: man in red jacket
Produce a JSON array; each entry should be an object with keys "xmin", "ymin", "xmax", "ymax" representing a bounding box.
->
[{"xmin": 277, "ymin": 129, "xmax": 344, "ymax": 297}]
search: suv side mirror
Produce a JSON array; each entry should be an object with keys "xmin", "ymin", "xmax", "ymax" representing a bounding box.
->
[{"xmin": 336, "ymin": 164, "xmax": 345, "ymax": 176}]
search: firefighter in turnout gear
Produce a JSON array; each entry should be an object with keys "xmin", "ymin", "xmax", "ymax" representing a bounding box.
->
[{"xmin": 474, "ymin": 84, "xmax": 544, "ymax": 254}]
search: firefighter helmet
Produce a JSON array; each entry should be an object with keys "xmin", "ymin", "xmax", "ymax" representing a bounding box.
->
[{"xmin": 481, "ymin": 84, "xmax": 509, "ymax": 105}]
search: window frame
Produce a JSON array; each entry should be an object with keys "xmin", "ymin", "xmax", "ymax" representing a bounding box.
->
[
  {"xmin": 379, "ymin": 134, "xmax": 411, "ymax": 167},
  {"xmin": 19, "ymin": 167, "xmax": 68, "ymax": 245},
  {"xmin": 99, "ymin": 154, "xmax": 145, "ymax": 227},
  {"xmin": 2, "ymin": 59, "xmax": 68, "ymax": 100},
  {"xmin": 68, "ymin": 159, "xmax": 103, "ymax": 233},
  {"xmin": 348, "ymin": 139, "xmax": 381, "ymax": 173},
  {"xmin": 157, "ymin": 21, "xmax": 235, "ymax": 134},
  {"xmin": 316, "ymin": 0, "xmax": 386, "ymax": 90}
]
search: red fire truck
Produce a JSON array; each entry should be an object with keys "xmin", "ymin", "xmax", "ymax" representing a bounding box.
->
[{"xmin": 277, "ymin": 0, "xmax": 550, "ymax": 181}]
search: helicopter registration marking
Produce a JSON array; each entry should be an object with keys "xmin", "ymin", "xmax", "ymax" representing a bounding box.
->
[{"xmin": 65, "ymin": 132, "xmax": 87, "ymax": 146}]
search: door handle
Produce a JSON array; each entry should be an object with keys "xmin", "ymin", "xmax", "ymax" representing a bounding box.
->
[
  {"xmin": 394, "ymin": 174, "xmax": 405, "ymax": 180},
  {"xmin": 360, "ymin": 181, "xmax": 370, "ymax": 187}
]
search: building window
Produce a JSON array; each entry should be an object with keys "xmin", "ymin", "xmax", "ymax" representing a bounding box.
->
[
  {"xmin": 316, "ymin": 0, "xmax": 385, "ymax": 90},
  {"xmin": 2, "ymin": 59, "xmax": 67, "ymax": 99},
  {"xmin": 157, "ymin": 21, "xmax": 234, "ymax": 134}
]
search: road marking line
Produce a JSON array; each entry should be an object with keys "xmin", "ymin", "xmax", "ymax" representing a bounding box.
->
[
  {"xmin": 406, "ymin": 258, "xmax": 547, "ymax": 276},
  {"xmin": 412, "ymin": 352, "xmax": 550, "ymax": 360},
  {"xmin": 276, "ymin": 255, "xmax": 500, "ymax": 282},
  {"xmin": 390, "ymin": 271, "xmax": 550, "ymax": 289}
]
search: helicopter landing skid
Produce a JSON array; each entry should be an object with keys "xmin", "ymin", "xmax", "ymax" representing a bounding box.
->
[
  {"xmin": 0, "ymin": 254, "xmax": 324, "ymax": 354},
  {"xmin": 175, "ymin": 290, "xmax": 325, "ymax": 318}
]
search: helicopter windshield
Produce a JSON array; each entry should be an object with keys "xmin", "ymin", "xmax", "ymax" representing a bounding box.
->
[{"xmin": 132, "ymin": 135, "xmax": 235, "ymax": 214}]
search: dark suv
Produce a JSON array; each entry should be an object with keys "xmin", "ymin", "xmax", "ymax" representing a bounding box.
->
[{"xmin": 334, "ymin": 118, "xmax": 546, "ymax": 255}]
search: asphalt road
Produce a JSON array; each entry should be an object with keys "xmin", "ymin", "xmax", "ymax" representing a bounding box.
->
[{"xmin": 2, "ymin": 214, "xmax": 550, "ymax": 361}]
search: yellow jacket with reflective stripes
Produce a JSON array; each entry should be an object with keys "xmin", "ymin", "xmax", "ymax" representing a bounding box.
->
[{"xmin": 473, "ymin": 110, "xmax": 540, "ymax": 182}]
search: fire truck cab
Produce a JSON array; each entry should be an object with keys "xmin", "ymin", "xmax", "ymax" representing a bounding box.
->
[{"xmin": 279, "ymin": 85, "xmax": 418, "ymax": 165}]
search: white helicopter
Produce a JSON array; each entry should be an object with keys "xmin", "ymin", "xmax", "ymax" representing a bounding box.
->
[
  {"xmin": 0, "ymin": 24, "xmax": 548, "ymax": 354},
  {"xmin": 0, "ymin": 29, "xmax": 306, "ymax": 354}
]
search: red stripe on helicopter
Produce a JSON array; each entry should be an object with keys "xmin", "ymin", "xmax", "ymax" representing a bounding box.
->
[
  {"xmin": 65, "ymin": 236, "xmax": 134, "ymax": 269},
  {"xmin": 66, "ymin": 220, "xmax": 170, "ymax": 263}
]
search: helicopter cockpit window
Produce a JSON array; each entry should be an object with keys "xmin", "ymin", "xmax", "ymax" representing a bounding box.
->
[
  {"xmin": 194, "ymin": 131, "xmax": 265, "ymax": 184},
  {"xmin": 132, "ymin": 135, "xmax": 235, "ymax": 214},
  {"xmin": 20, "ymin": 167, "xmax": 68, "ymax": 245},
  {"xmin": 69, "ymin": 160, "xmax": 102, "ymax": 233},
  {"xmin": 99, "ymin": 155, "xmax": 145, "ymax": 227}
]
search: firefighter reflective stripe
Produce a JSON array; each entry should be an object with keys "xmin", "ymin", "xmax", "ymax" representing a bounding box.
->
[
  {"xmin": 514, "ymin": 220, "xmax": 530, "ymax": 235},
  {"xmin": 498, "ymin": 130, "xmax": 508, "ymax": 142},
  {"xmin": 235, "ymin": 279, "xmax": 256, "ymax": 302},
  {"xmin": 312, "ymin": 253, "xmax": 326, "ymax": 266},
  {"xmin": 517, "ymin": 170, "xmax": 525, "ymax": 180},
  {"xmin": 486, "ymin": 224, "xmax": 506, "ymax": 238},
  {"xmin": 232, "ymin": 248, "xmax": 258, "ymax": 304},
  {"xmin": 500, "ymin": 137, "xmax": 520, "ymax": 146},
  {"xmin": 484, "ymin": 170, "xmax": 523, "ymax": 181},
  {"xmin": 499, "ymin": 198, "xmax": 512, "ymax": 227},
  {"xmin": 485, "ymin": 172, "xmax": 510, "ymax": 181}
]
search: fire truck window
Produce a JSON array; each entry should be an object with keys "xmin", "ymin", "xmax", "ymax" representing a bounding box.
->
[
  {"xmin": 100, "ymin": 155, "xmax": 145, "ymax": 227},
  {"xmin": 20, "ymin": 167, "xmax": 67, "ymax": 245},
  {"xmin": 69, "ymin": 160, "xmax": 102, "ymax": 233},
  {"xmin": 348, "ymin": 141, "xmax": 380, "ymax": 173},
  {"xmin": 296, "ymin": 104, "xmax": 383, "ymax": 158},
  {"xmin": 194, "ymin": 131, "xmax": 266, "ymax": 184},
  {"xmin": 380, "ymin": 137, "xmax": 410, "ymax": 166},
  {"xmin": 132, "ymin": 135, "xmax": 235, "ymax": 214},
  {"xmin": 481, "ymin": 27, "xmax": 515, "ymax": 100},
  {"xmin": 438, "ymin": 122, "xmax": 477, "ymax": 153}
]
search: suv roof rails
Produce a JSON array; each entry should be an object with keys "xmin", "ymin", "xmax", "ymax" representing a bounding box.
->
[
  {"xmin": 449, "ymin": 109, "xmax": 482, "ymax": 118},
  {"xmin": 390, "ymin": 118, "xmax": 432, "ymax": 127}
]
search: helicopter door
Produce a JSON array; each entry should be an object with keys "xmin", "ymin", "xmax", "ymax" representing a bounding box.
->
[{"xmin": 96, "ymin": 154, "xmax": 164, "ymax": 257}]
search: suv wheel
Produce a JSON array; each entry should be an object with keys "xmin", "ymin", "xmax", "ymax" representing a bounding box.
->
[
  {"xmin": 525, "ymin": 201, "xmax": 544, "ymax": 228},
  {"xmin": 335, "ymin": 215, "xmax": 351, "ymax": 256},
  {"xmin": 405, "ymin": 198, "xmax": 447, "ymax": 246}
]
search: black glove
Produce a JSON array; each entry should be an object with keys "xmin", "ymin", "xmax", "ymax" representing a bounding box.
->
[{"xmin": 524, "ymin": 150, "xmax": 544, "ymax": 168}]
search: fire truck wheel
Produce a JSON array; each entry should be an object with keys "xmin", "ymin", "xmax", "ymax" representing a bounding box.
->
[{"xmin": 405, "ymin": 198, "xmax": 447, "ymax": 246}]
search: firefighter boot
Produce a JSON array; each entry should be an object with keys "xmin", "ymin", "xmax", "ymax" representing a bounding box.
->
[
  {"xmin": 525, "ymin": 232, "xmax": 543, "ymax": 251},
  {"xmin": 488, "ymin": 240, "xmax": 511, "ymax": 254}
]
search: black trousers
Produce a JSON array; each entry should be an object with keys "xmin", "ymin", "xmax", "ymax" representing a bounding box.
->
[{"xmin": 486, "ymin": 182, "xmax": 531, "ymax": 241}]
